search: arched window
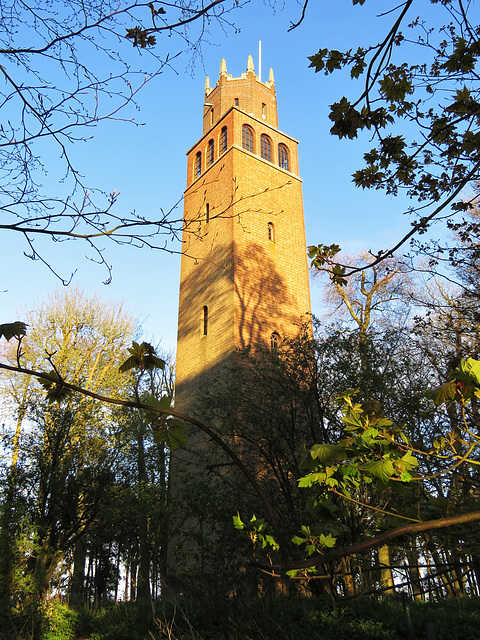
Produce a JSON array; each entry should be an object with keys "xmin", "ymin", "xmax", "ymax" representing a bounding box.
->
[
  {"xmin": 270, "ymin": 332, "xmax": 280, "ymax": 351},
  {"xmin": 205, "ymin": 203, "xmax": 210, "ymax": 224},
  {"xmin": 261, "ymin": 134, "xmax": 272, "ymax": 162},
  {"xmin": 210, "ymin": 108, "xmax": 214, "ymax": 125},
  {"xmin": 202, "ymin": 305, "xmax": 208, "ymax": 336},
  {"xmin": 242, "ymin": 125, "xmax": 254, "ymax": 153},
  {"xmin": 278, "ymin": 144, "xmax": 289, "ymax": 171},
  {"xmin": 207, "ymin": 139, "xmax": 214, "ymax": 166},
  {"xmin": 268, "ymin": 222, "xmax": 274, "ymax": 242},
  {"xmin": 234, "ymin": 98, "xmax": 239, "ymax": 107},
  {"xmin": 219, "ymin": 126, "xmax": 228, "ymax": 155},
  {"xmin": 194, "ymin": 151, "xmax": 202, "ymax": 178}
]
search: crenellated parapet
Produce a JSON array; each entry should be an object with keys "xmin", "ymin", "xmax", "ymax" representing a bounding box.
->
[{"xmin": 203, "ymin": 56, "xmax": 277, "ymax": 134}]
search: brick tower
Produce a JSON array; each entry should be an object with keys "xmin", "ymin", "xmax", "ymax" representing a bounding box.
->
[{"xmin": 175, "ymin": 55, "xmax": 312, "ymax": 417}]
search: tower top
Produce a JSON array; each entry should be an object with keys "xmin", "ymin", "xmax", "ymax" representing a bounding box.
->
[
  {"xmin": 203, "ymin": 55, "xmax": 278, "ymax": 134},
  {"xmin": 205, "ymin": 54, "xmax": 275, "ymax": 98}
]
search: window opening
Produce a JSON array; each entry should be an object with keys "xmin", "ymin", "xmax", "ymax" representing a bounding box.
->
[
  {"xmin": 210, "ymin": 108, "xmax": 214, "ymax": 125},
  {"xmin": 268, "ymin": 222, "xmax": 274, "ymax": 242},
  {"xmin": 234, "ymin": 98, "xmax": 239, "ymax": 107},
  {"xmin": 220, "ymin": 126, "xmax": 228, "ymax": 154},
  {"xmin": 262, "ymin": 103, "xmax": 267, "ymax": 118},
  {"xmin": 206, "ymin": 203, "xmax": 210, "ymax": 224},
  {"xmin": 207, "ymin": 139, "xmax": 214, "ymax": 166},
  {"xmin": 242, "ymin": 125, "xmax": 254, "ymax": 153},
  {"xmin": 194, "ymin": 151, "xmax": 202, "ymax": 178},
  {"xmin": 271, "ymin": 332, "xmax": 280, "ymax": 351},
  {"xmin": 261, "ymin": 135, "xmax": 272, "ymax": 162},
  {"xmin": 202, "ymin": 306, "xmax": 208, "ymax": 336},
  {"xmin": 278, "ymin": 144, "xmax": 289, "ymax": 171}
]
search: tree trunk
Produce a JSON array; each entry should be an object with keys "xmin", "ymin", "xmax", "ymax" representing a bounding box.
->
[
  {"xmin": 70, "ymin": 538, "xmax": 87, "ymax": 604},
  {"xmin": 406, "ymin": 542, "xmax": 423, "ymax": 601},
  {"xmin": 341, "ymin": 556, "xmax": 357, "ymax": 597},
  {"xmin": 378, "ymin": 544, "xmax": 395, "ymax": 595},
  {"xmin": 136, "ymin": 421, "xmax": 151, "ymax": 601}
]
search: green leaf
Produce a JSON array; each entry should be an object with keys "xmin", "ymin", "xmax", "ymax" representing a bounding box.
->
[
  {"xmin": 119, "ymin": 341, "xmax": 165, "ymax": 373},
  {"xmin": 152, "ymin": 418, "xmax": 188, "ymax": 451},
  {"xmin": 310, "ymin": 443, "xmax": 347, "ymax": 464},
  {"xmin": 456, "ymin": 358, "xmax": 480, "ymax": 387},
  {"xmin": 233, "ymin": 513, "xmax": 244, "ymax": 530},
  {"xmin": 39, "ymin": 370, "xmax": 72, "ymax": 403},
  {"xmin": 0, "ymin": 321, "xmax": 27, "ymax": 341},
  {"xmin": 363, "ymin": 458, "xmax": 395, "ymax": 483},
  {"xmin": 426, "ymin": 380, "xmax": 457, "ymax": 405},
  {"xmin": 142, "ymin": 393, "xmax": 173, "ymax": 423},
  {"xmin": 308, "ymin": 48, "xmax": 328, "ymax": 73},
  {"xmin": 319, "ymin": 533, "xmax": 336, "ymax": 548},
  {"xmin": 401, "ymin": 449, "xmax": 418, "ymax": 469},
  {"xmin": 265, "ymin": 535, "xmax": 279, "ymax": 551}
]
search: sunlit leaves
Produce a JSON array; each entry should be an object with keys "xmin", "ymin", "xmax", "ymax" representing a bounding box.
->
[
  {"xmin": 292, "ymin": 526, "xmax": 336, "ymax": 556},
  {"xmin": 233, "ymin": 513, "xmax": 279, "ymax": 550},
  {"xmin": 298, "ymin": 389, "xmax": 418, "ymax": 503},
  {"xmin": 309, "ymin": 443, "xmax": 348, "ymax": 465},
  {"xmin": 457, "ymin": 357, "xmax": 480, "ymax": 388},
  {"xmin": 427, "ymin": 358, "xmax": 480, "ymax": 405}
]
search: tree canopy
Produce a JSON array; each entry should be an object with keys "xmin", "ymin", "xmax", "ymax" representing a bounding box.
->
[{"xmin": 307, "ymin": 0, "xmax": 480, "ymax": 279}]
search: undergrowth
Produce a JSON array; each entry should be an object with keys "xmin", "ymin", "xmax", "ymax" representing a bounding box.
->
[{"xmin": 1, "ymin": 594, "xmax": 479, "ymax": 640}]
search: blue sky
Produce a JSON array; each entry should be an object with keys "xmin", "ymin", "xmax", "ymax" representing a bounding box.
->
[{"xmin": 1, "ymin": 0, "xmax": 433, "ymax": 352}]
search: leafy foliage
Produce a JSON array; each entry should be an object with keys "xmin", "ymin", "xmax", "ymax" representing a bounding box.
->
[
  {"xmin": 119, "ymin": 341, "xmax": 165, "ymax": 374},
  {"xmin": 308, "ymin": 1, "xmax": 480, "ymax": 275},
  {"xmin": 39, "ymin": 370, "xmax": 73, "ymax": 403},
  {"xmin": 0, "ymin": 322, "xmax": 27, "ymax": 341}
]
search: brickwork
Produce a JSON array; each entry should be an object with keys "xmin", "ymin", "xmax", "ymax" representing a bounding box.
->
[{"xmin": 176, "ymin": 57, "xmax": 312, "ymax": 417}]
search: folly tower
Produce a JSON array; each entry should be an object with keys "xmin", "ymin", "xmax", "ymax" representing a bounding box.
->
[{"xmin": 175, "ymin": 56, "xmax": 312, "ymax": 416}]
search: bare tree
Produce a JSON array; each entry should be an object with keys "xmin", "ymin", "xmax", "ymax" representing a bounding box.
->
[{"xmin": 0, "ymin": 0, "xmax": 245, "ymax": 282}]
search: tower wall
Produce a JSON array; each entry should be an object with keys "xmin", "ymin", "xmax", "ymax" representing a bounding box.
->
[{"xmin": 176, "ymin": 57, "xmax": 311, "ymax": 418}]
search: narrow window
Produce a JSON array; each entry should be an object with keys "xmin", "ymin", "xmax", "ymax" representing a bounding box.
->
[
  {"xmin": 242, "ymin": 125, "xmax": 254, "ymax": 153},
  {"xmin": 261, "ymin": 134, "xmax": 272, "ymax": 162},
  {"xmin": 262, "ymin": 103, "xmax": 267, "ymax": 118},
  {"xmin": 219, "ymin": 126, "xmax": 228, "ymax": 154},
  {"xmin": 207, "ymin": 139, "xmax": 214, "ymax": 166},
  {"xmin": 194, "ymin": 151, "xmax": 202, "ymax": 178},
  {"xmin": 202, "ymin": 305, "xmax": 208, "ymax": 336},
  {"xmin": 205, "ymin": 203, "xmax": 210, "ymax": 224},
  {"xmin": 268, "ymin": 222, "xmax": 274, "ymax": 242},
  {"xmin": 234, "ymin": 98, "xmax": 239, "ymax": 107},
  {"xmin": 278, "ymin": 144, "xmax": 289, "ymax": 171},
  {"xmin": 271, "ymin": 332, "xmax": 280, "ymax": 351},
  {"xmin": 210, "ymin": 108, "xmax": 214, "ymax": 125}
]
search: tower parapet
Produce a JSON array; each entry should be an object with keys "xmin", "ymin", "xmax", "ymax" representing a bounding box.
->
[{"xmin": 203, "ymin": 55, "xmax": 277, "ymax": 134}]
